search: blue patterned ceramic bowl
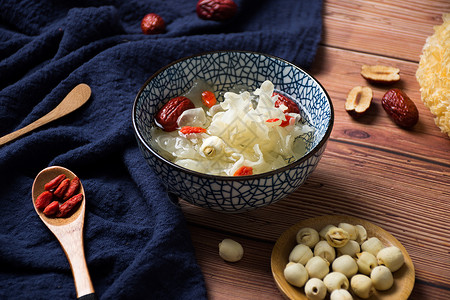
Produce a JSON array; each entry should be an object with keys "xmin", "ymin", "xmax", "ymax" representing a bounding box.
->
[{"xmin": 132, "ymin": 51, "xmax": 333, "ymax": 212}]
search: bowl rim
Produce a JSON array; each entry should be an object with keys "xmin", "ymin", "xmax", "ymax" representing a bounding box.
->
[{"xmin": 132, "ymin": 50, "xmax": 334, "ymax": 181}]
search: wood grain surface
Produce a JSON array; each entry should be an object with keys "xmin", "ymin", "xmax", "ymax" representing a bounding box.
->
[{"xmin": 182, "ymin": 1, "xmax": 450, "ymax": 299}]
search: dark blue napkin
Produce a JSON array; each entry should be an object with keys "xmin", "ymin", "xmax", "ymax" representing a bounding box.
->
[{"xmin": 0, "ymin": 0, "xmax": 323, "ymax": 299}]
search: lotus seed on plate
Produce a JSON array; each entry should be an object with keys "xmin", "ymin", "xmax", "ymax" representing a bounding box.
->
[
  {"xmin": 371, "ymin": 265, "xmax": 394, "ymax": 291},
  {"xmin": 332, "ymin": 255, "xmax": 358, "ymax": 278},
  {"xmin": 337, "ymin": 240, "xmax": 360, "ymax": 258},
  {"xmin": 296, "ymin": 227, "xmax": 320, "ymax": 248},
  {"xmin": 361, "ymin": 237, "xmax": 384, "ymax": 256},
  {"xmin": 350, "ymin": 274, "xmax": 375, "ymax": 299},
  {"xmin": 330, "ymin": 289, "xmax": 353, "ymax": 300},
  {"xmin": 356, "ymin": 251, "xmax": 378, "ymax": 275},
  {"xmin": 319, "ymin": 224, "xmax": 337, "ymax": 239},
  {"xmin": 355, "ymin": 225, "xmax": 367, "ymax": 244},
  {"xmin": 377, "ymin": 246, "xmax": 405, "ymax": 272},
  {"xmin": 338, "ymin": 223, "xmax": 357, "ymax": 240},
  {"xmin": 289, "ymin": 244, "xmax": 313, "ymax": 265},
  {"xmin": 305, "ymin": 256, "xmax": 330, "ymax": 279},
  {"xmin": 304, "ymin": 278, "xmax": 327, "ymax": 300},
  {"xmin": 284, "ymin": 262, "xmax": 309, "ymax": 288},
  {"xmin": 314, "ymin": 240, "xmax": 336, "ymax": 263},
  {"xmin": 323, "ymin": 272, "xmax": 349, "ymax": 293},
  {"xmin": 326, "ymin": 227, "xmax": 350, "ymax": 248}
]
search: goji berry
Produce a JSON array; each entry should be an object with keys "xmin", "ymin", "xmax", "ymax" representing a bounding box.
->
[
  {"xmin": 180, "ymin": 126, "xmax": 207, "ymax": 134},
  {"xmin": 44, "ymin": 174, "xmax": 66, "ymax": 191},
  {"xmin": 63, "ymin": 177, "xmax": 80, "ymax": 200},
  {"xmin": 266, "ymin": 118, "xmax": 280, "ymax": 123},
  {"xmin": 266, "ymin": 115, "xmax": 293, "ymax": 127},
  {"xmin": 57, "ymin": 193, "xmax": 83, "ymax": 218},
  {"xmin": 201, "ymin": 90, "xmax": 217, "ymax": 108},
  {"xmin": 43, "ymin": 201, "xmax": 60, "ymax": 216},
  {"xmin": 233, "ymin": 166, "xmax": 253, "ymax": 176},
  {"xmin": 35, "ymin": 191, "xmax": 53, "ymax": 210},
  {"xmin": 53, "ymin": 178, "xmax": 70, "ymax": 198},
  {"xmin": 273, "ymin": 92, "xmax": 300, "ymax": 114},
  {"xmin": 280, "ymin": 115, "xmax": 294, "ymax": 127}
]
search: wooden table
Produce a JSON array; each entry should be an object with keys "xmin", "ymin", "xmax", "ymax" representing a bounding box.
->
[{"xmin": 182, "ymin": 1, "xmax": 450, "ymax": 299}]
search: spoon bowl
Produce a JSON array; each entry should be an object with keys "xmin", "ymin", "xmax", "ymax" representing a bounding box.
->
[
  {"xmin": 32, "ymin": 166, "xmax": 86, "ymax": 226},
  {"xmin": 32, "ymin": 166, "xmax": 96, "ymax": 299}
]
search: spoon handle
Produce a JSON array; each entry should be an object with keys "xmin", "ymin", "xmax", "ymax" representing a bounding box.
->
[
  {"xmin": 50, "ymin": 217, "xmax": 96, "ymax": 299},
  {"xmin": 0, "ymin": 83, "xmax": 91, "ymax": 146}
]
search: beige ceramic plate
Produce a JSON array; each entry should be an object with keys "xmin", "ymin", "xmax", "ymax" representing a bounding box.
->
[{"xmin": 271, "ymin": 215, "xmax": 415, "ymax": 300}]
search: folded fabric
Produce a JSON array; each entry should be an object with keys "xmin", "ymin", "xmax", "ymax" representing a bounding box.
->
[{"xmin": 0, "ymin": 0, "xmax": 323, "ymax": 299}]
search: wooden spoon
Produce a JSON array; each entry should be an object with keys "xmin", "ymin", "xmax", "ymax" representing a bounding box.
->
[
  {"xmin": 0, "ymin": 83, "xmax": 91, "ymax": 146},
  {"xmin": 32, "ymin": 166, "xmax": 96, "ymax": 300}
]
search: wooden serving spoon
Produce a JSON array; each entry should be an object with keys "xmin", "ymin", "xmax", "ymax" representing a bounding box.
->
[
  {"xmin": 32, "ymin": 166, "xmax": 97, "ymax": 300},
  {"xmin": 0, "ymin": 83, "xmax": 91, "ymax": 146}
]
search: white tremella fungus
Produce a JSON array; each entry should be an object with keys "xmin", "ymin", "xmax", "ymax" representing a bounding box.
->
[
  {"xmin": 332, "ymin": 255, "xmax": 358, "ymax": 278},
  {"xmin": 289, "ymin": 244, "xmax": 313, "ymax": 265},
  {"xmin": 304, "ymin": 278, "xmax": 327, "ymax": 300},
  {"xmin": 337, "ymin": 240, "xmax": 360, "ymax": 258},
  {"xmin": 329, "ymin": 289, "xmax": 353, "ymax": 300},
  {"xmin": 218, "ymin": 239, "xmax": 244, "ymax": 262},
  {"xmin": 361, "ymin": 237, "xmax": 384, "ymax": 256},
  {"xmin": 356, "ymin": 251, "xmax": 378, "ymax": 275},
  {"xmin": 314, "ymin": 240, "xmax": 336, "ymax": 263},
  {"xmin": 296, "ymin": 227, "xmax": 320, "ymax": 248},
  {"xmin": 323, "ymin": 272, "xmax": 349, "ymax": 293},
  {"xmin": 377, "ymin": 246, "xmax": 405, "ymax": 272},
  {"xmin": 284, "ymin": 262, "xmax": 309, "ymax": 288},
  {"xmin": 371, "ymin": 265, "xmax": 394, "ymax": 291},
  {"xmin": 305, "ymin": 256, "xmax": 330, "ymax": 280},
  {"xmin": 338, "ymin": 223, "xmax": 357, "ymax": 240},
  {"xmin": 350, "ymin": 274, "xmax": 375, "ymax": 299}
]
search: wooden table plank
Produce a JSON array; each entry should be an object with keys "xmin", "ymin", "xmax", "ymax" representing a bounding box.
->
[{"xmin": 322, "ymin": 0, "xmax": 450, "ymax": 61}]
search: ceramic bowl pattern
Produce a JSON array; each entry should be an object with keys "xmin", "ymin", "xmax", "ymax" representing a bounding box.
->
[{"xmin": 132, "ymin": 51, "xmax": 333, "ymax": 212}]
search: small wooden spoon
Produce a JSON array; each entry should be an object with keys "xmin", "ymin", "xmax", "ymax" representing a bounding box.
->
[
  {"xmin": 0, "ymin": 83, "xmax": 91, "ymax": 146},
  {"xmin": 32, "ymin": 166, "xmax": 96, "ymax": 300}
]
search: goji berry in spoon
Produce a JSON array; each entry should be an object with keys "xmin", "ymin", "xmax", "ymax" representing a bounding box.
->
[
  {"xmin": 43, "ymin": 201, "xmax": 60, "ymax": 216},
  {"xmin": 35, "ymin": 191, "xmax": 53, "ymax": 210},
  {"xmin": 57, "ymin": 194, "xmax": 83, "ymax": 217},
  {"xmin": 63, "ymin": 177, "xmax": 80, "ymax": 200},
  {"xmin": 53, "ymin": 178, "xmax": 70, "ymax": 198},
  {"xmin": 44, "ymin": 174, "xmax": 66, "ymax": 191}
]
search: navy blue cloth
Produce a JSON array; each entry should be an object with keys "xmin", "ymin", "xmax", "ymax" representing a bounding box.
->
[{"xmin": 0, "ymin": 0, "xmax": 322, "ymax": 299}]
